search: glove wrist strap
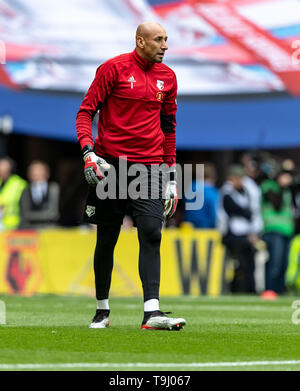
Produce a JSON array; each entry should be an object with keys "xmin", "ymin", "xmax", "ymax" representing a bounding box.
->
[
  {"xmin": 82, "ymin": 144, "xmax": 94, "ymax": 161},
  {"xmin": 166, "ymin": 167, "xmax": 176, "ymax": 182}
]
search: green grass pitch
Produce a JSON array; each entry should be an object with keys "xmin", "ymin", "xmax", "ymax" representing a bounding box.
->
[{"xmin": 0, "ymin": 294, "xmax": 300, "ymax": 371}]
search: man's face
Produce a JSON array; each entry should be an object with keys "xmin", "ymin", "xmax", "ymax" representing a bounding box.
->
[
  {"xmin": 28, "ymin": 163, "xmax": 49, "ymax": 183},
  {"xmin": 229, "ymin": 175, "xmax": 243, "ymax": 190},
  {"xmin": 138, "ymin": 27, "xmax": 168, "ymax": 63},
  {"xmin": 0, "ymin": 160, "xmax": 12, "ymax": 181}
]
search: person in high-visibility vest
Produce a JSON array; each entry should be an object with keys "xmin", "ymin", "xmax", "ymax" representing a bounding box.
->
[
  {"xmin": 0, "ymin": 157, "xmax": 27, "ymax": 231},
  {"xmin": 285, "ymin": 235, "xmax": 300, "ymax": 294}
]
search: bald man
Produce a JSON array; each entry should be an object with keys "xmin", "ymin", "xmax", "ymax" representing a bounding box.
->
[{"xmin": 76, "ymin": 22, "xmax": 185, "ymax": 330}]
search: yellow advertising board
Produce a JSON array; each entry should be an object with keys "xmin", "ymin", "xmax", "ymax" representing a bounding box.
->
[{"xmin": 0, "ymin": 226, "xmax": 228, "ymax": 297}]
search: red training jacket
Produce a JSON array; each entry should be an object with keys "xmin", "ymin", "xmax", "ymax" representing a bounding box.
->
[{"xmin": 76, "ymin": 49, "xmax": 177, "ymax": 166}]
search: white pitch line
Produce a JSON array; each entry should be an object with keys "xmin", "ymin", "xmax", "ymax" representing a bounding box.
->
[{"xmin": 1, "ymin": 360, "xmax": 300, "ymax": 369}]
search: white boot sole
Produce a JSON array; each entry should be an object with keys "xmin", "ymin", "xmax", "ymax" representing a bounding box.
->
[
  {"xmin": 142, "ymin": 316, "xmax": 186, "ymax": 330},
  {"xmin": 89, "ymin": 319, "xmax": 110, "ymax": 329}
]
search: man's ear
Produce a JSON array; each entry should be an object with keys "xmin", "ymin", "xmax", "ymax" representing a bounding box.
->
[{"xmin": 136, "ymin": 36, "xmax": 145, "ymax": 49}]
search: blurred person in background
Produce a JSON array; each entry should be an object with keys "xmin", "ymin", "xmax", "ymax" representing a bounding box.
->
[
  {"xmin": 240, "ymin": 152, "xmax": 264, "ymax": 236},
  {"xmin": 218, "ymin": 164, "xmax": 259, "ymax": 293},
  {"xmin": 282, "ymin": 159, "xmax": 300, "ymax": 234},
  {"xmin": 0, "ymin": 157, "xmax": 27, "ymax": 231},
  {"xmin": 183, "ymin": 162, "xmax": 219, "ymax": 228},
  {"xmin": 283, "ymin": 159, "xmax": 300, "ymax": 295},
  {"xmin": 285, "ymin": 233, "xmax": 300, "ymax": 295},
  {"xmin": 240, "ymin": 152, "xmax": 266, "ymax": 293},
  {"xmin": 260, "ymin": 160, "xmax": 294, "ymax": 296},
  {"xmin": 19, "ymin": 160, "xmax": 60, "ymax": 229}
]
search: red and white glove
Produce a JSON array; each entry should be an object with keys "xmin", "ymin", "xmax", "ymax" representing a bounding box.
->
[
  {"xmin": 82, "ymin": 145, "xmax": 110, "ymax": 186},
  {"xmin": 164, "ymin": 167, "xmax": 178, "ymax": 219}
]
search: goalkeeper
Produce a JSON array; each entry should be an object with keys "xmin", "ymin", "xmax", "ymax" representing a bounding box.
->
[{"xmin": 76, "ymin": 22, "xmax": 185, "ymax": 330}]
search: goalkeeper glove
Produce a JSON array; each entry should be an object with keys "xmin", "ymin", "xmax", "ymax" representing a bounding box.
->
[
  {"xmin": 163, "ymin": 166, "xmax": 178, "ymax": 219},
  {"xmin": 82, "ymin": 145, "xmax": 110, "ymax": 186}
]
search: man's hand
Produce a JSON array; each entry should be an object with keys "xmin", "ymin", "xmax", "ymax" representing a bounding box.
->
[
  {"xmin": 82, "ymin": 145, "xmax": 110, "ymax": 186},
  {"xmin": 247, "ymin": 233, "xmax": 259, "ymax": 245},
  {"xmin": 164, "ymin": 167, "xmax": 178, "ymax": 219}
]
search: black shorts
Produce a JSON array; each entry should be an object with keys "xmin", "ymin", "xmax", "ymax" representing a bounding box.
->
[{"xmin": 83, "ymin": 158, "xmax": 165, "ymax": 226}]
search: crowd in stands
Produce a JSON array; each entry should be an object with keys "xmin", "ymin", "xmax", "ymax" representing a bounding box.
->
[
  {"xmin": 1, "ymin": 151, "xmax": 300, "ymax": 297},
  {"xmin": 183, "ymin": 151, "xmax": 300, "ymax": 297}
]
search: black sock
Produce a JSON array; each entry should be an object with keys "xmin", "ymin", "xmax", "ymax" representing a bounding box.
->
[{"xmin": 96, "ymin": 309, "xmax": 110, "ymax": 314}]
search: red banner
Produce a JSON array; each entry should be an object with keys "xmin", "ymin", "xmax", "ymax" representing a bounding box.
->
[
  {"xmin": 192, "ymin": 0, "xmax": 300, "ymax": 95},
  {"xmin": 0, "ymin": 65, "xmax": 19, "ymax": 90}
]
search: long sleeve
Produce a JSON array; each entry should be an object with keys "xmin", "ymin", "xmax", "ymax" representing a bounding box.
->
[
  {"xmin": 76, "ymin": 61, "xmax": 118, "ymax": 150},
  {"xmin": 161, "ymin": 72, "xmax": 177, "ymax": 166}
]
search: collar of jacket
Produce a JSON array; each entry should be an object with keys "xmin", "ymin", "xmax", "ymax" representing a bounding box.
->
[{"xmin": 132, "ymin": 49, "xmax": 154, "ymax": 71}]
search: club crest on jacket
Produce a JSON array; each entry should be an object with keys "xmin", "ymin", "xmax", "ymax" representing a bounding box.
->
[
  {"xmin": 85, "ymin": 205, "xmax": 96, "ymax": 217},
  {"xmin": 156, "ymin": 80, "xmax": 164, "ymax": 90}
]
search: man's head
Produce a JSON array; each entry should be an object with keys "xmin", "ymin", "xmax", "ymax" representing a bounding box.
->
[
  {"xmin": 204, "ymin": 162, "xmax": 217, "ymax": 184},
  {"xmin": 227, "ymin": 164, "xmax": 245, "ymax": 190},
  {"xmin": 0, "ymin": 157, "xmax": 15, "ymax": 182},
  {"xmin": 240, "ymin": 153, "xmax": 258, "ymax": 179},
  {"xmin": 135, "ymin": 22, "xmax": 168, "ymax": 63},
  {"xmin": 27, "ymin": 160, "xmax": 50, "ymax": 183}
]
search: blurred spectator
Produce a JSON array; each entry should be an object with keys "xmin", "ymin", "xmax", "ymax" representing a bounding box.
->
[
  {"xmin": 218, "ymin": 164, "xmax": 258, "ymax": 293},
  {"xmin": 285, "ymin": 234, "xmax": 300, "ymax": 294},
  {"xmin": 240, "ymin": 152, "xmax": 264, "ymax": 236},
  {"xmin": 0, "ymin": 157, "xmax": 27, "ymax": 231},
  {"xmin": 19, "ymin": 160, "xmax": 60, "ymax": 229},
  {"xmin": 282, "ymin": 159, "xmax": 300, "ymax": 234},
  {"xmin": 261, "ymin": 161, "xmax": 295, "ymax": 295},
  {"xmin": 183, "ymin": 162, "xmax": 219, "ymax": 228},
  {"xmin": 257, "ymin": 153, "xmax": 281, "ymax": 184}
]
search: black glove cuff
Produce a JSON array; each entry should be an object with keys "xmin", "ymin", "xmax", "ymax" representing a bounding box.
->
[
  {"xmin": 82, "ymin": 144, "xmax": 94, "ymax": 159},
  {"xmin": 169, "ymin": 171, "xmax": 176, "ymax": 182}
]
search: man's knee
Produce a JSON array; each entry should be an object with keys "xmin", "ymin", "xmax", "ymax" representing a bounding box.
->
[{"xmin": 136, "ymin": 216, "xmax": 162, "ymax": 244}]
